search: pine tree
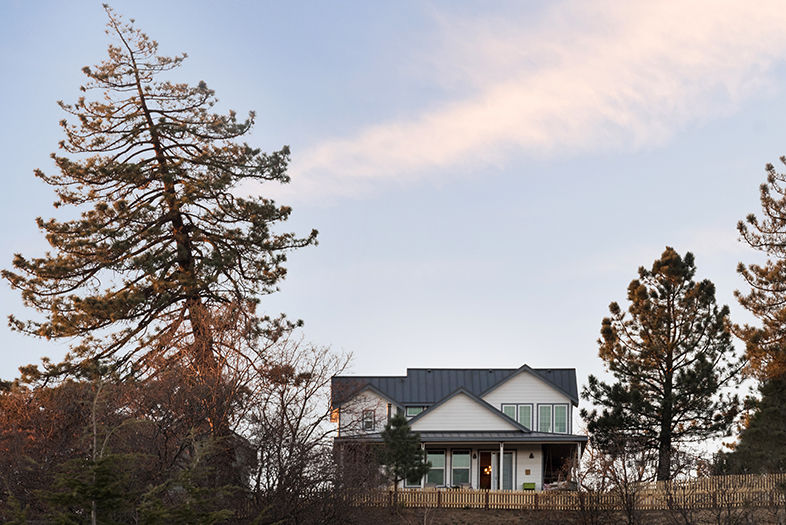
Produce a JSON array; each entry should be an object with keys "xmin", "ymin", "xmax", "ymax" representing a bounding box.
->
[
  {"xmin": 582, "ymin": 247, "xmax": 740, "ymax": 481},
  {"xmin": 715, "ymin": 375, "xmax": 786, "ymax": 474},
  {"xmin": 2, "ymin": 6, "xmax": 316, "ymax": 405},
  {"xmin": 737, "ymin": 157, "xmax": 786, "ymax": 381},
  {"xmin": 379, "ymin": 413, "xmax": 430, "ymax": 491},
  {"xmin": 730, "ymin": 157, "xmax": 786, "ymax": 473}
]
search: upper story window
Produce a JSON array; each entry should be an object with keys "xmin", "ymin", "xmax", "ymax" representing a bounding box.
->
[
  {"xmin": 537, "ymin": 403, "xmax": 569, "ymax": 433},
  {"xmin": 405, "ymin": 406, "xmax": 425, "ymax": 418},
  {"xmin": 554, "ymin": 404, "xmax": 568, "ymax": 433},
  {"xmin": 501, "ymin": 403, "xmax": 533, "ymax": 429},
  {"xmin": 538, "ymin": 405, "xmax": 552, "ymax": 432},
  {"xmin": 501, "ymin": 404, "xmax": 516, "ymax": 419},
  {"xmin": 362, "ymin": 409, "xmax": 375, "ymax": 431},
  {"xmin": 517, "ymin": 404, "xmax": 533, "ymax": 429}
]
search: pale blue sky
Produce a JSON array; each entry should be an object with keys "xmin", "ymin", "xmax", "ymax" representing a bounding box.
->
[{"xmin": 1, "ymin": 1, "xmax": 784, "ymax": 414}]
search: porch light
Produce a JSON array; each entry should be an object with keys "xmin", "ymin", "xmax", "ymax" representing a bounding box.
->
[
  {"xmin": 483, "ymin": 465, "xmax": 492, "ymax": 475},
  {"xmin": 529, "ymin": 453, "xmax": 534, "ymax": 459}
]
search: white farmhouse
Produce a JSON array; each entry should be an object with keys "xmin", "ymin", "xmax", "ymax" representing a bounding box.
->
[{"xmin": 331, "ymin": 365, "xmax": 587, "ymax": 491}]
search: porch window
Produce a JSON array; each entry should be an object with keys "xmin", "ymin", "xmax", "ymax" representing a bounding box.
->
[
  {"xmin": 405, "ymin": 406, "xmax": 424, "ymax": 418},
  {"xmin": 501, "ymin": 404, "xmax": 516, "ymax": 419},
  {"xmin": 502, "ymin": 452, "xmax": 514, "ymax": 490},
  {"xmin": 451, "ymin": 450, "xmax": 470, "ymax": 485},
  {"xmin": 517, "ymin": 404, "xmax": 532, "ymax": 429},
  {"xmin": 426, "ymin": 450, "xmax": 445, "ymax": 486},
  {"xmin": 404, "ymin": 473, "xmax": 421, "ymax": 488},
  {"xmin": 538, "ymin": 404, "xmax": 552, "ymax": 432},
  {"xmin": 554, "ymin": 404, "xmax": 568, "ymax": 433},
  {"xmin": 362, "ymin": 409, "xmax": 375, "ymax": 431}
]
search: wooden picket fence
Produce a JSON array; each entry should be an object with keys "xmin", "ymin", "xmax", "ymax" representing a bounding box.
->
[{"xmin": 355, "ymin": 473, "xmax": 786, "ymax": 511}]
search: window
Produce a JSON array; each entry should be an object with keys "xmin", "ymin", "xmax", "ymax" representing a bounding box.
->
[
  {"xmin": 538, "ymin": 405, "xmax": 552, "ymax": 433},
  {"xmin": 404, "ymin": 471, "xmax": 422, "ymax": 488},
  {"xmin": 406, "ymin": 406, "xmax": 424, "ymax": 418},
  {"xmin": 502, "ymin": 452, "xmax": 514, "ymax": 490},
  {"xmin": 554, "ymin": 404, "xmax": 568, "ymax": 433},
  {"xmin": 501, "ymin": 404, "xmax": 516, "ymax": 419},
  {"xmin": 362, "ymin": 409, "xmax": 375, "ymax": 431},
  {"xmin": 517, "ymin": 404, "xmax": 533, "ymax": 429},
  {"xmin": 451, "ymin": 450, "xmax": 470, "ymax": 485},
  {"xmin": 426, "ymin": 450, "xmax": 445, "ymax": 486}
]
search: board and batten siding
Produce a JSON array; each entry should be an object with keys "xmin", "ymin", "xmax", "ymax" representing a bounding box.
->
[
  {"xmin": 481, "ymin": 371, "xmax": 573, "ymax": 433},
  {"xmin": 410, "ymin": 392, "xmax": 519, "ymax": 431}
]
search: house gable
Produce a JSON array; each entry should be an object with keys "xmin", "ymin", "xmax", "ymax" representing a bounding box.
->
[
  {"xmin": 410, "ymin": 389, "xmax": 521, "ymax": 432},
  {"xmin": 339, "ymin": 385, "xmax": 397, "ymax": 435},
  {"xmin": 481, "ymin": 365, "xmax": 577, "ymax": 408}
]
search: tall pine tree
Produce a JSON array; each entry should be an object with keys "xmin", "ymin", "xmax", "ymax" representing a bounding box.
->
[
  {"xmin": 3, "ymin": 6, "xmax": 316, "ymax": 417},
  {"xmin": 737, "ymin": 157, "xmax": 786, "ymax": 381},
  {"xmin": 729, "ymin": 156, "xmax": 786, "ymax": 472},
  {"xmin": 582, "ymin": 247, "xmax": 740, "ymax": 481}
]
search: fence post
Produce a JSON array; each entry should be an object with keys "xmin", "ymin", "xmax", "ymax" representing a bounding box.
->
[
  {"xmin": 437, "ymin": 490, "xmax": 441, "ymax": 508},
  {"xmin": 485, "ymin": 490, "xmax": 489, "ymax": 510},
  {"xmin": 534, "ymin": 493, "xmax": 539, "ymax": 511}
]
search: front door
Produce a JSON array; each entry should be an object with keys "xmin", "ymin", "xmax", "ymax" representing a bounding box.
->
[
  {"xmin": 479, "ymin": 452, "xmax": 500, "ymax": 489},
  {"xmin": 479, "ymin": 452, "xmax": 492, "ymax": 489}
]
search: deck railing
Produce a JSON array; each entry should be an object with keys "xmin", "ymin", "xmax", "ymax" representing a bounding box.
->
[{"xmin": 355, "ymin": 473, "xmax": 786, "ymax": 511}]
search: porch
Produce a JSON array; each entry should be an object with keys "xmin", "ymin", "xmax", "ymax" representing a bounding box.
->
[{"xmin": 403, "ymin": 440, "xmax": 584, "ymax": 492}]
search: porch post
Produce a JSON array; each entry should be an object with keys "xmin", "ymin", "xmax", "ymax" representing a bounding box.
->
[
  {"xmin": 499, "ymin": 442, "xmax": 504, "ymax": 491},
  {"xmin": 420, "ymin": 443, "xmax": 426, "ymax": 489}
]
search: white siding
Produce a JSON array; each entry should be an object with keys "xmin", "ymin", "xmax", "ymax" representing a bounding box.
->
[
  {"xmin": 481, "ymin": 371, "xmax": 573, "ymax": 433},
  {"xmin": 411, "ymin": 392, "xmax": 519, "ymax": 431},
  {"xmin": 339, "ymin": 389, "xmax": 391, "ymax": 435},
  {"xmin": 514, "ymin": 445, "xmax": 543, "ymax": 490}
]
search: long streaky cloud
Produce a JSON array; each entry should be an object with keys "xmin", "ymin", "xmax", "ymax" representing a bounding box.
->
[{"xmin": 272, "ymin": 1, "xmax": 786, "ymax": 200}]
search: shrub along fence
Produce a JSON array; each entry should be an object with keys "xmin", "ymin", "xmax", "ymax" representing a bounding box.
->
[{"xmin": 356, "ymin": 474, "xmax": 786, "ymax": 511}]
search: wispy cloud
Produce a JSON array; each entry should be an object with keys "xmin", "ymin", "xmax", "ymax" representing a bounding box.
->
[{"xmin": 270, "ymin": 1, "xmax": 786, "ymax": 200}]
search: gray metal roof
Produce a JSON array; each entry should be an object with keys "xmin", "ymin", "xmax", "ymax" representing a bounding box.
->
[
  {"xmin": 331, "ymin": 366, "xmax": 579, "ymax": 407},
  {"xmin": 335, "ymin": 430, "xmax": 588, "ymax": 444}
]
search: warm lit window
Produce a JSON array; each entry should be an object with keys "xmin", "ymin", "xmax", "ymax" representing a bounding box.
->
[
  {"xmin": 554, "ymin": 404, "xmax": 568, "ymax": 433},
  {"xmin": 362, "ymin": 409, "xmax": 375, "ymax": 431},
  {"xmin": 538, "ymin": 405, "xmax": 552, "ymax": 433},
  {"xmin": 451, "ymin": 450, "xmax": 470, "ymax": 485},
  {"xmin": 517, "ymin": 404, "xmax": 532, "ymax": 429},
  {"xmin": 405, "ymin": 406, "xmax": 424, "ymax": 418},
  {"xmin": 426, "ymin": 450, "xmax": 445, "ymax": 486}
]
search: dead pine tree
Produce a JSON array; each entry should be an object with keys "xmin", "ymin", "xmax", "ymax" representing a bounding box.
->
[{"xmin": 3, "ymin": 5, "xmax": 315, "ymax": 471}]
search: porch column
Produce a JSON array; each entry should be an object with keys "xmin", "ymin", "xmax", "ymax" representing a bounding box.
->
[
  {"xmin": 421, "ymin": 443, "xmax": 426, "ymax": 489},
  {"xmin": 499, "ymin": 442, "xmax": 504, "ymax": 491}
]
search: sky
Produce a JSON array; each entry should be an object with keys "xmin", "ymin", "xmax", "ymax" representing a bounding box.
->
[{"xmin": 1, "ymin": 1, "xmax": 785, "ymax": 421}]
